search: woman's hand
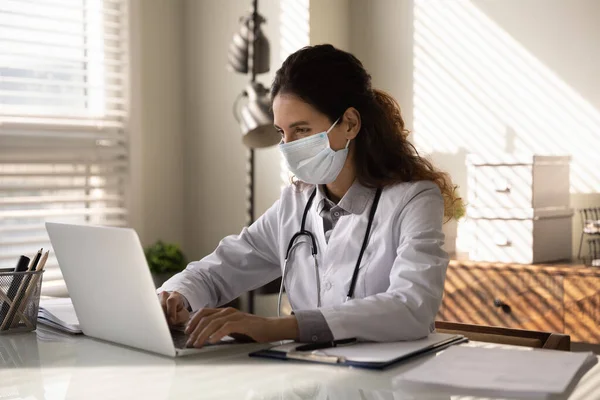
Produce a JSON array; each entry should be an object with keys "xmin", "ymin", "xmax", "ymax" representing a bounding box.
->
[
  {"xmin": 184, "ymin": 307, "xmax": 299, "ymax": 348},
  {"xmin": 159, "ymin": 291, "xmax": 190, "ymax": 326}
]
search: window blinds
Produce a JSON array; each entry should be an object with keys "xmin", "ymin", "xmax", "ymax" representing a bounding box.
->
[{"xmin": 0, "ymin": 0, "xmax": 129, "ymax": 296}]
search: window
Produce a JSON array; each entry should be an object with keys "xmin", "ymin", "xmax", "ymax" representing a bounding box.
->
[{"xmin": 0, "ymin": 0, "xmax": 129, "ymax": 296}]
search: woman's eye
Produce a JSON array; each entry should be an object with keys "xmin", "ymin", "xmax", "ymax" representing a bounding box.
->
[{"xmin": 296, "ymin": 128, "xmax": 310, "ymax": 135}]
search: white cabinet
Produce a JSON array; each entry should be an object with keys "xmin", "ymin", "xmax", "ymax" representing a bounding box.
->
[{"xmin": 467, "ymin": 155, "xmax": 572, "ymax": 264}]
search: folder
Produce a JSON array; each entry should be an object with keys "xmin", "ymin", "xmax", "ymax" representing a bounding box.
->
[
  {"xmin": 249, "ymin": 332, "xmax": 467, "ymax": 370},
  {"xmin": 400, "ymin": 345, "xmax": 598, "ymax": 399}
]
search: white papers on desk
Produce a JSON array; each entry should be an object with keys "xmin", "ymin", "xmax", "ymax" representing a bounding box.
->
[
  {"xmin": 38, "ymin": 298, "xmax": 82, "ymax": 334},
  {"xmin": 401, "ymin": 345, "xmax": 598, "ymax": 399}
]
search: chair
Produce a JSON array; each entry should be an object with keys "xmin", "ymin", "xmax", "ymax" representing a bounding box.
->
[
  {"xmin": 578, "ymin": 207, "xmax": 600, "ymax": 260},
  {"xmin": 435, "ymin": 321, "xmax": 570, "ymax": 351}
]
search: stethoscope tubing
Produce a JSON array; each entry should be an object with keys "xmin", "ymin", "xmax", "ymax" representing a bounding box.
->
[{"xmin": 278, "ymin": 187, "xmax": 382, "ymax": 317}]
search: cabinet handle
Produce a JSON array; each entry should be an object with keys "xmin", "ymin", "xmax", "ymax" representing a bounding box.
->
[
  {"xmin": 494, "ymin": 178, "xmax": 511, "ymax": 193},
  {"xmin": 493, "ymin": 236, "xmax": 512, "ymax": 247},
  {"xmin": 493, "ymin": 298, "xmax": 512, "ymax": 314}
]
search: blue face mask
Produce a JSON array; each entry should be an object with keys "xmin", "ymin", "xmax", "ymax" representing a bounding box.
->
[{"xmin": 279, "ymin": 118, "xmax": 350, "ymax": 185}]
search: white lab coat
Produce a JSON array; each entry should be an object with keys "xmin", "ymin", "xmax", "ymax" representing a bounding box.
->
[{"xmin": 160, "ymin": 180, "xmax": 449, "ymax": 341}]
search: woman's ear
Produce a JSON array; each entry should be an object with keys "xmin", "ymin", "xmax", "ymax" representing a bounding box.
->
[{"xmin": 342, "ymin": 107, "xmax": 361, "ymax": 140}]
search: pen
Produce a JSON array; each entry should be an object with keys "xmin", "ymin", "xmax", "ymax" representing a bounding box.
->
[
  {"xmin": 0, "ymin": 249, "xmax": 42, "ymax": 330},
  {"xmin": 294, "ymin": 338, "xmax": 357, "ymax": 352},
  {"xmin": 13, "ymin": 250, "xmax": 49, "ymax": 327},
  {"xmin": 0, "ymin": 255, "xmax": 31, "ymax": 321}
]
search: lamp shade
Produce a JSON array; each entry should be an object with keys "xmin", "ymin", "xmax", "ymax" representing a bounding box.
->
[
  {"xmin": 252, "ymin": 26, "xmax": 270, "ymax": 75},
  {"xmin": 227, "ymin": 17, "xmax": 249, "ymax": 73},
  {"xmin": 237, "ymin": 82, "xmax": 280, "ymax": 149},
  {"xmin": 227, "ymin": 13, "xmax": 270, "ymax": 75}
]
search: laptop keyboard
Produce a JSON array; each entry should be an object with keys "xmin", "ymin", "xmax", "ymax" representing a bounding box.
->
[
  {"xmin": 170, "ymin": 326, "xmax": 254, "ymax": 349},
  {"xmin": 170, "ymin": 328, "xmax": 238, "ymax": 349},
  {"xmin": 171, "ymin": 329, "xmax": 192, "ymax": 349}
]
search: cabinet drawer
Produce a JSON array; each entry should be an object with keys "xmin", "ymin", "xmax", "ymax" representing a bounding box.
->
[
  {"xmin": 564, "ymin": 276, "xmax": 600, "ymax": 343},
  {"xmin": 467, "ymin": 155, "xmax": 570, "ymax": 210},
  {"xmin": 470, "ymin": 215, "xmax": 573, "ymax": 264},
  {"xmin": 468, "ymin": 165, "xmax": 533, "ymax": 209},
  {"xmin": 471, "ymin": 219, "xmax": 534, "ymax": 264},
  {"xmin": 439, "ymin": 267, "xmax": 564, "ymax": 332}
]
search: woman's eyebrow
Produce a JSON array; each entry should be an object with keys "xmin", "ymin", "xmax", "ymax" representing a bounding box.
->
[
  {"xmin": 274, "ymin": 120, "xmax": 310, "ymax": 130},
  {"xmin": 288, "ymin": 121, "xmax": 310, "ymax": 128}
]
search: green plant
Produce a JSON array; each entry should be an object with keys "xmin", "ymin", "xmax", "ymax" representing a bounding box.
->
[
  {"xmin": 454, "ymin": 197, "xmax": 466, "ymax": 220},
  {"xmin": 144, "ymin": 241, "xmax": 187, "ymax": 275}
]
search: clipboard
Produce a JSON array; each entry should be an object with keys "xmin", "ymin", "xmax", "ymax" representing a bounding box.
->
[{"xmin": 249, "ymin": 332, "xmax": 468, "ymax": 370}]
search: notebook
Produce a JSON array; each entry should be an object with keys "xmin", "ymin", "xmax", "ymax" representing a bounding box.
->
[
  {"xmin": 37, "ymin": 298, "xmax": 82, "ymax": 334},
  {"xmin": 400, "ymin": 345, "xmax": 598, "ymax": 399},
  {"xmin": 249, "ymin": 332, "xmax": 467, "ymax": 370}
]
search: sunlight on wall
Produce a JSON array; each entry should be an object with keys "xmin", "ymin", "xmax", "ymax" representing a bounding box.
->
[
  {"xmin": 413, "ymin": 0, "xmax": 600, "ymax": 257},
  {"xmin": 278, "ymin": 0, "xmax": 309, "ymax": 188},
  {"xmin": 413, "ymin": 0, "xmax": 600, "ymax": 195}
]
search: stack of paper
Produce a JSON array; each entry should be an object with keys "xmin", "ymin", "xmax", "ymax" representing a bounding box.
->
[
  {"xmin": 36, "ymin": 323, "xmax": 81, "ymax": 343},
  {"xmin": 37, "ymin": 298, "xmax": 82, "ymax": 334},
  {"xmin": 401, "ymin": 345, "xmax": 598, "ymax": 399}
]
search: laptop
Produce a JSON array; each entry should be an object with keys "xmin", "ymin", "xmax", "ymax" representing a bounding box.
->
[{"xmin": 46, "ymin": 222, "xmax": 240, "ymax": 357}]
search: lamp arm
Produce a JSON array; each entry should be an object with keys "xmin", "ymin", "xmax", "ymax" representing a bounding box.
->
[
  {"xmin": 232, "ymin": 91, "xmax": 247, "ymax": 122},
  {"xmin": 251, "ymin": 0, "xmax": 258, "ymax": 82}
]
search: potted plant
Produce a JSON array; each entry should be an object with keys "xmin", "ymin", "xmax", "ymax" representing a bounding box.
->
[
  {"xmin": 442, "ymin": 194, "xmax": 466, "ymax": 256},
  {"xmin": 144, "ymin": 241, "xmax": 187, "ymax": 288}
]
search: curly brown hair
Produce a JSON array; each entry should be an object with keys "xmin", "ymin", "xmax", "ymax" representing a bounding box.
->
[{"xmin": 271, "ymin": 44, "xmax": 462, "ymax": 220}]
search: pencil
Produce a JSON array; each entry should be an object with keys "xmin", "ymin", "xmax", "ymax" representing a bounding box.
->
[
  {"xmin": 13, "ymin": 250, "xmax": 50, "ymax": 325},
  {"xmin": 0, "ymin": 249, "xmax": 43, "ymax": 330}
]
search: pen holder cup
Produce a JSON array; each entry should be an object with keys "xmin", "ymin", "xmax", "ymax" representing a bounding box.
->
[{"xmin": 0, "ymin": 269, "xmax": 44, "ymax": 334}]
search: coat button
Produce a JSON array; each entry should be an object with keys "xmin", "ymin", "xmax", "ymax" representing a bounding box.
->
[
  {"xmin": 325, "ymin": 281, "xmax": 332, "ymax": 291},
  {"xmin": 312, "ymin": 335, "xmax": 319, "ymax": 342}
]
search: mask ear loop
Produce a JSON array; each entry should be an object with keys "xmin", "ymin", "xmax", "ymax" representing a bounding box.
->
[
  {"xmin": 326, "ymin": 117, "xmax": 341, "ymax": 134},
  {"xmin": 338, "ymin": 115, "xmax": 355, "ymax": 149},
  {"xmin": 327, "ymin": 117, "xmax": 351, "ymax": 151}
]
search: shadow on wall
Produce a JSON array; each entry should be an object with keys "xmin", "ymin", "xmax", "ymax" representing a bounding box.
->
[{"xmin": 412, "ymin": 0, "xmax": 600, "ymax": 258}]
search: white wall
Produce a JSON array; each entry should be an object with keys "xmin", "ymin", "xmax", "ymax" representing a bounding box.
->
[
  {"xmin": 182, "ymin": 0, "xmax": 283, "ymax": 262},
  {"xmin": 349, "ymin": 0, "xmax": 414, "ymax": 132},
  {"xmin": 309, "ymin": 0, "xmax": 350, "ymax": 50},
  {"xmin": 350, "ymin": 0, "xmax": 600, "ymax": 257},
  {"xmin": 129, "ymin": 0, "xmax": 185, "ymax": 248}
]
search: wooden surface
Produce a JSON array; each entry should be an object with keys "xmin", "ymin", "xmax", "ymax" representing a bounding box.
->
[
  {"xmin": 434, "ymin": 320, "xmax": 571, "ymax": 351},
  {"xmin": 440, "ymin": 260, "xmax": 600, "ymax": 343}
]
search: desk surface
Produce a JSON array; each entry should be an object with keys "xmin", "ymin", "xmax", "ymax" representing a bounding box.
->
[{"xmin": 1, "ymin": 329, "xmax": 600, "ymax": 400}]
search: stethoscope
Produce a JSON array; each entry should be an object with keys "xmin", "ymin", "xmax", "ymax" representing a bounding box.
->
[{"xmin": 277, "ymin": 187, "xmax": 383, "ymax": 317}]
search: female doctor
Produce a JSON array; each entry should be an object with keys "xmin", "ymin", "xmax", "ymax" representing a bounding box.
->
[{"xmin": 158, "ymin": 44, "xmax": 459, "ymax": 348}]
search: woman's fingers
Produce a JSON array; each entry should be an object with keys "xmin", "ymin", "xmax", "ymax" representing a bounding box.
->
[
  {"xmin": 165, "ymin": 292, "xmax": 183, "ymax": 324},
  {"xmin": 159, "ymin": 292, "xmax": 170, "ymax": 317},
  {"xmin": 158, "ymin": 292, "xmax": 182, "ymax": 325},
  {"xmin": 173, "ymin": 307, "xmax": 190, "ymax": 326},
  {"xmin": 160, "ymin": 291, "xmax": 186, "ymax": 325},
  {"xmin": 208, "ymin": 321, "xmax": 247, "ymax": 344},
  {"xmin": 185, "ymin": 307, "xmax": 223, "ymax": 334},
  {"xmin": 185, "ymin": 312, "xmax": 291, "ymax": 347},
  {"xmin": 186, "ymin": 308, "xmax": 238, "ymax": 346},
  {"xmin": 189, "ymin": 313, "xmax": 243, "ymax": 348}
]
